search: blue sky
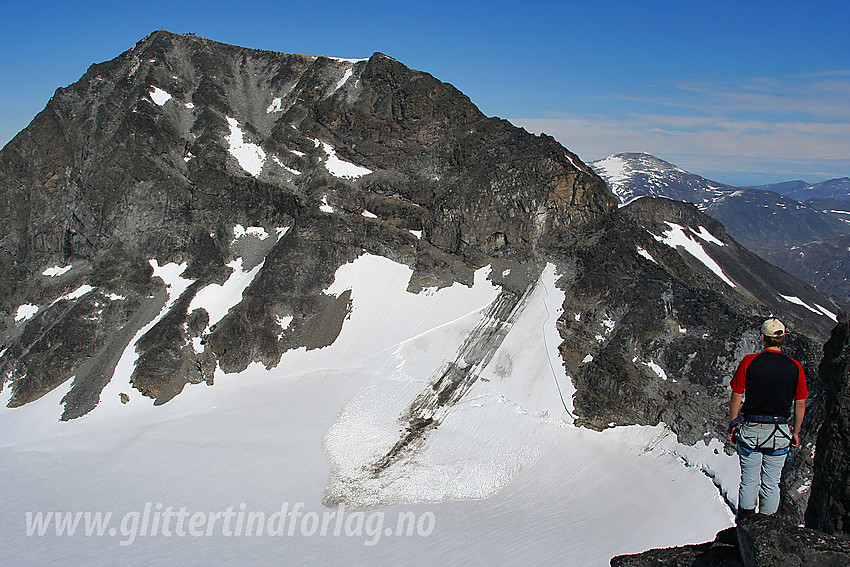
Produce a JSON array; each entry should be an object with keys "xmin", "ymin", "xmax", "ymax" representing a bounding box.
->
[{"xmin": 1, "ymin": 0, "xmax": 848, "ymax": 185}]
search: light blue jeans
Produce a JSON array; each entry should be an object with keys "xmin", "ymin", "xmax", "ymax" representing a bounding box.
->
[{"xmin": 736, "ymin": 422, "xmax": 791, "ymax": 515}]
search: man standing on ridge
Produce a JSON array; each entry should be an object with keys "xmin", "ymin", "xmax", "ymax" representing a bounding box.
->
[{"xmin": 727, "ymin": 317, "xmax": 808, "ymax": 518}]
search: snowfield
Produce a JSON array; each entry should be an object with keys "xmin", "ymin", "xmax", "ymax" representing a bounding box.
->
[{"xmin": 0, "ymin": 254, "xmax": 736, "ymax": 566}]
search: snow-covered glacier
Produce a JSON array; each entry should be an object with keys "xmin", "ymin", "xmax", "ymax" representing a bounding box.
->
[{"xmin": 0, "ymin": 254, "xmax": 737, "ymax": 566}]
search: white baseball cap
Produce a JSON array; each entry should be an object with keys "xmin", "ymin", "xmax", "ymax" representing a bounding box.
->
[{"xmin": 761, "ymin": 318, "xmax": 785, "ymax": 337}]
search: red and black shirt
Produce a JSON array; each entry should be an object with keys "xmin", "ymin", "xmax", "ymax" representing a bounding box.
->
[{"xmin": 731, "ymin": 350, "xmax": 807, "ymax": 419}]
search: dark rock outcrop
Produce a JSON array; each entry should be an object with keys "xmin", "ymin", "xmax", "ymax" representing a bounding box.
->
[
  {"xmin": 805, "ymin": 311, "xmax": 850, "ymax": 533},
  {"xmin": 736, "ymin": 514, "xmax": 850, "ymax": 566},
  {"xmin": 611, "ymin": 527, "xmax": 744, "ymax": 567},
  {"xmin": 611, "ymin": 516, "xmax": 850, "ymax": 567}
]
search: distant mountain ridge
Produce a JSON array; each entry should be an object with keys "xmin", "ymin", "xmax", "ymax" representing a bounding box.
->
[
  {"xmin": 705, "ymin": 188, "xmax": 850, "ymax": 255},
  {"xmin": 748, "ymin": 177, "xmax": 850, "ymax": 202},
  {"xmin": 590, "ymin": 152, "xmax": 850, "ymax": 301}
]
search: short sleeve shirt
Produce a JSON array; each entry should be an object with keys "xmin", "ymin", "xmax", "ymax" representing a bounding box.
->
[{"xmin": 730, "ymin": 350, "xmax": 807, "ymax": 419}]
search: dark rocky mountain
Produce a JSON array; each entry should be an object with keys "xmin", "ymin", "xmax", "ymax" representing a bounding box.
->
[
  {"xmin": 762, "ymin": 233, "xmax": 850, "ymax": 302},
  {"xmin": 0, "ymin": 31, "xmax": 845, "ymax": 530},
  {"xmin": 590, "ymin": 152, "xmax": 850, "ymax": 302},
  {"xmin": 0, "ymin": 30, "xmax": 612, "ymax": 418}
]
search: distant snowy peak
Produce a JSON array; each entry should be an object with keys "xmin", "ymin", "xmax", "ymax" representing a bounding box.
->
[{"xmin": 589, "ymin": 152, "xmax": 734, "ymax": 209}]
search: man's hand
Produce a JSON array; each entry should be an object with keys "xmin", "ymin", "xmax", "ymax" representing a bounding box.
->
[
  {"xmin": 727, "ymin": 415, "xmax": 743, "ymax": 444},
  {"xmin": 792, "ymin": 431, "xmax": 800, "ymax": 447}
]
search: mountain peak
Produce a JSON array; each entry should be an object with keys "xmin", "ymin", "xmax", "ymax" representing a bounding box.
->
[
  {"xmin": 0, "ymin": 31, "xmax": 614, "ymax": 415},
  {"xmin": 589, "ymin": 152, "xmax": 733, "ymax": 207}
]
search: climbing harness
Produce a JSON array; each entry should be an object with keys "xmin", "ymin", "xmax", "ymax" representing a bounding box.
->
[{"xmin": 732, "ymin": 414, "xmax": 793, "ymax": 457}]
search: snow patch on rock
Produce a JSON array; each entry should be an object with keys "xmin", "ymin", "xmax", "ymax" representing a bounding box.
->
[
  {"xmin": 14, "ymin": 304, "xmax": 39, "ymax": 323},
  {"xmin": 149, "ymin": 86, "xmax": 172, "ymax": 106},
  {"xmin": 226, "ymin": 117, "xmax": 266, "ymax": 177},
  {"xmin": 315, "ymin": 140, "xmax": 372, "ymax": 179},
  {"xmin": 637, "ymin": 246, "xmax": 658, "ymax": 264},
  {"xmin": 232, "ymin": 224, "xmax": 270, "ymax": 242},
  {"xmin": 42, "ymin": 265, "xmax": 72, "ymax": 277},
  {"xmin": 189, "ymin": 257, "xmax": 265, "ymax": 330},
  {"xmin": 266, "ymin": 97, "xmax": 282, "ymax": 113},
  {"xmin": 652, "ymin": 222, "xmax": 736, "ymax": 287},
  {"xmin": 780, "ymin": 294, "xmax": 830, "ymax": 318}
]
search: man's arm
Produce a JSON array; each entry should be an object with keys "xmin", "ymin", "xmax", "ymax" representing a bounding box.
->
[
  {"xmin": 729, "ymin": 392, "xmax": 743, "ymax": 422},
  {"xmin": 792, "ymin": 398, "xmax": 806, "ymax": 447},
  {"xmin": 728, "ymin": 392, "xmax": 743, "ymax": 442}
]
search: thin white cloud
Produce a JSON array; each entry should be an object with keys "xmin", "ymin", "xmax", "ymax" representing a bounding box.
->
[
  {"xmin": 510, "ymin": 114, "xmax": 850, "ymax": 183},
  {"xmin": 798, "ymin": 70, "xmax": 850, "ymax": 79},
  {"xmin": 595, "ymin": 72, "xmax": 850, "ymax": 121},
  {"xmin": 511, "ymin": 71, "xmax": 850, "ymax": 183}
]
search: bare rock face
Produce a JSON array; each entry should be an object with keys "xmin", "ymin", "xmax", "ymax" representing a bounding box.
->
[
  {"xmin": 805, "ymin": 312, "xmax": 850, "ymax": 533},
  {"xmin": 736, "ymin": 514, "xmax": 850, "ymax": 567}
]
